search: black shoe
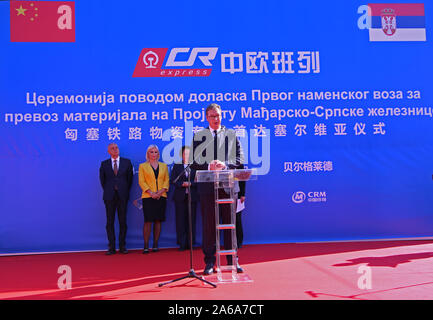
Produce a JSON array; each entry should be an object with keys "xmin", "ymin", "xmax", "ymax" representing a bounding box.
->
[
  {"xmin": 119, "ymin": 248, "xmax": 128, "ymax": 254},
  {"xmin": 203, "ymin": 265, "xmax": 214, "ymax": 275},
  {"xmin": 236, "ymin": 264, "xmax": 244, "ymax": 273},
  {"xmin": 226, "ymin": 256, "xmax": 244, "ymax": 273},
  {"xmin": 152, "ymin": 242, "xmax": 159, "ymax": 252},
  {"xmin": 105, "ymin": 249, "xmax": 116, "ymax": 255},
  {"xmin": 142, "ymin": 248, "xmax": 149, "ymax": 254}
]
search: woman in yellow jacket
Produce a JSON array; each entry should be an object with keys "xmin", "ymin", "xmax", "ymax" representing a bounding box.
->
[{"xmin": 138, "ymin": 145, "xmax": 169, "ymax": 253}]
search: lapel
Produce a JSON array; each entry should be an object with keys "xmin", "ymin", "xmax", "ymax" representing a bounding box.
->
[
  {"xmin": 174, "ymin": 163, "xmax": 184, "ymax": 182},
  {"xmin": 106, "ymin": 158, "xmax": 114, "ymax": 175},
  {"xmin": 143, "ymin": 161, "xmax": 151, "ymax": 175},
  {"xmin": 218, "ymin": 126, "xmax": 227, "ymax": 150},
  {"xmin": 145, "ymin": 161, "xmax": 159, "ymax": 175},
  {"xmin": 174, "ymin": 163, "xmax": 181, "ymax": 175},
  {"xmin": 117, "ymin": 157, "xmax": 124, "ymax": 173}
]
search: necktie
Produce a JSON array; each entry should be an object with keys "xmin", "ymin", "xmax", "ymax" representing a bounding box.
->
[
  {"xmin": 113, "ymin": 159, "xmax": 118, "ymax": 176},
  {"xmin": 113, "ymin": 159, "xmax": 118, "ymax": 190},
  {"xmin": 213, "ymin": 130, "xmax": 218, "ymax": 160},
  {"xmin": 185, "ymin": 166, "xmax": 190, "ymax": 194}
]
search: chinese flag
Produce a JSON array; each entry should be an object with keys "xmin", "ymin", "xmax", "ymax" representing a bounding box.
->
[{"xmin": 10, "ymin": 1, "xmax": 75, "ymax": 42}]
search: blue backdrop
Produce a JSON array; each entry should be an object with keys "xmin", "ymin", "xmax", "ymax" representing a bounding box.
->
[{"xmin": 1, "ymin": 0, "xmax": 432, "ymax": 254}]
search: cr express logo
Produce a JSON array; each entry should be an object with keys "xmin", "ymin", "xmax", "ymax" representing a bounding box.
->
[{"xmin": 133, "ymin": 47, "xmax": 218, "ymax": 77}]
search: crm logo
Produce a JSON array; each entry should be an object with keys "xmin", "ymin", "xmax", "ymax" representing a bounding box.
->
[
  {"xmin": 292, "ymin": 191, "xmax": 306, "ymax": 204},
  {"xmin": 292, "ymin": 191, "xmax": 327, "ymax": 204},
  {"xmin": 133, "ymin": 47, "xmax": 218, "ymax": 77}
]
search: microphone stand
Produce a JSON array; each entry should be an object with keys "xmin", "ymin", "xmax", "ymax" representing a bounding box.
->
[{"xmin": 158, "ymin": 163, "xmax": 216, "ymax": 288}]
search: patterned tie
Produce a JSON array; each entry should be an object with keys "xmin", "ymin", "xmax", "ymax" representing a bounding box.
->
[{"xmin": 113, "ymin": 159, "xmax": 118, "ymax": 176}]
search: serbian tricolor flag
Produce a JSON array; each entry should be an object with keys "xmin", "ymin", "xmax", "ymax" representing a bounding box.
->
[
  {"xmin": 10, "ymin": 1, "xmax": 75, "ymax": 42},
  {"xmin": 368, "ymin": 3, "xmax": 426, "ymax": 41}
]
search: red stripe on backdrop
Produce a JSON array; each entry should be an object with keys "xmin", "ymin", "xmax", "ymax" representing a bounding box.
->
[{"xmin": 368, "ymin": 3, "xmax": 425, "ymax": 16}]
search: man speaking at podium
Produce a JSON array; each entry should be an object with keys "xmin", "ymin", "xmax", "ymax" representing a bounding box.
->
[{"xmin": 191, "ymin": 103, "xmax": 245, "ymax": 275}]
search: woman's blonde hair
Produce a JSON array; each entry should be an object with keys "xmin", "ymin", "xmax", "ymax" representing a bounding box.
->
[{"xmin": 146, "ymin": 144, "xmax": 160, "ymax": 162}]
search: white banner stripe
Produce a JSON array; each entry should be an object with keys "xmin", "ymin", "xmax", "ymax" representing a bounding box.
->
[{"xmin": 369, "ymin": 28, "xmax": 426, "ymax": 41}]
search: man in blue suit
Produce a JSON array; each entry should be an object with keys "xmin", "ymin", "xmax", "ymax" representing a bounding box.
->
[{"xmin": 99, "ymin": 143, "xmax": 133, "ymax": 255}]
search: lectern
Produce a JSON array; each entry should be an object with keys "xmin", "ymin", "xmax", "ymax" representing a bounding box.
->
[{"xmin": 195, "ymin": 168, "xmax": 256, "ymax": 283}]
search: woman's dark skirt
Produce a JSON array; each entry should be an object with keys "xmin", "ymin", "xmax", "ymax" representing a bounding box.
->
[{"xmin": 142, "ymin": 197, "xmax": 167, "ymax": 222}]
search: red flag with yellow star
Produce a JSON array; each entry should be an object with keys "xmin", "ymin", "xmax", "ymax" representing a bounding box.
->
[{"xmin": 10, "ymin": 1, "xmax": 75, "ymax": 42}]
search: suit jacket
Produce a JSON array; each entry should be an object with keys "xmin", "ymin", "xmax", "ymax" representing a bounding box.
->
[
  {"xmin": 99, "ymin": 157, "xmax": 133, "ymax": 201},
  {"xmin": 191, "ymin": 126, "xmax": 244, "ymax": 195},
  {"xmin": 170, "ymin": 163, "xmax": 199, "ymax": 202},
  {"xmin": 138, "ymin": 162, "xmax": 170, "ymax": 199},
  {"xmin": 239, "ymin": 180, "xmax": 246, "ymax": 198}
]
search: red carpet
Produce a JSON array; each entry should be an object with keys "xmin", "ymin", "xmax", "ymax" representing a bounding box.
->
[{"xmin": 2, "ymin": 240, "xmax": 433, "ymax": 300}]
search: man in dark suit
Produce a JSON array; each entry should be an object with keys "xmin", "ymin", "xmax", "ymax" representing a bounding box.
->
[
  {"xmin": 99, "ymin": 143, "xmax": 133, "ymax": 255},
  {"xmin": 170, "ymin": 146, "xmax": 199, "ymax": 251},
  {"xmin": 191, "ymin": 103, "xmax": 245, "ymax": 275}
]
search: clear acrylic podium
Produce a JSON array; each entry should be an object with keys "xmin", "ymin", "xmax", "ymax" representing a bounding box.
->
[{"xmin": 195, "ymin": 168, "xmax": 257, "ymax": 283}]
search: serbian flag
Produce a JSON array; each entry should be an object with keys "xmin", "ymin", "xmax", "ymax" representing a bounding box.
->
[
  {"xmin": 10, "ymin": 1, "xmax": 75, "ymax": 42},
  {"xmin": 368, "ymin": 3, "xmax": 426, "ymax": 41}
]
